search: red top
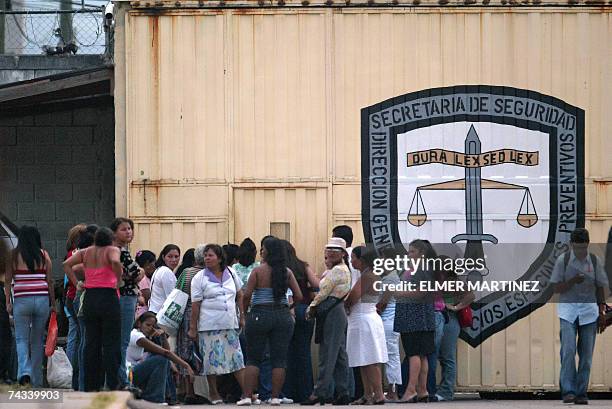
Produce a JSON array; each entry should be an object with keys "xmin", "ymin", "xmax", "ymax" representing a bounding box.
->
[
  {"xmin": 65, "ymin": 249, "xmax": 77, "ymax": 300},
  {"xmin": 13, "ymin": 268, "xmax": 49, "ymax": 298}
]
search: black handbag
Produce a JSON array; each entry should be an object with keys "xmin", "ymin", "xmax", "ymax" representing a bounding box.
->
[{"xmin": 313, "ymin": 295, "xmax": 348, "ymax": 344}]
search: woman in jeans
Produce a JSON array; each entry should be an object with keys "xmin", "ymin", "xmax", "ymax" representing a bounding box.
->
[
  {"xmin": 434, "ymin": 259, "xmax": 474, "ymax": 401},
  {"xmin": 239, "ymin": 237, "xmax": 303, "ymax": 406},
  {"xmin": 111, "ymin": 217, "xmax": 143, "ymax": 387},
  {"xmin": 302, "ymin": 237, "xmax": 352, "ymax": 406},
  {"xmin": 128, "ymin": 312, "xmax": 194, "ymax": 403},
  {"xmin": 63, "ymin": 223, "xmax": 86, "ymax": 385},
  {"xmin": 71, "ymin": 224, "xmax": 98, "ymax": 391},
  {"xmin": 64, "ymin": 227, "xmax": 123, "ymax": 391},
  {"xmin": 4, "ymin": 226, "xmax": 55, "ymax": 387},
  {"xmin": 282, "ymin": 240, "xmax": 319, "ymax": 403}
]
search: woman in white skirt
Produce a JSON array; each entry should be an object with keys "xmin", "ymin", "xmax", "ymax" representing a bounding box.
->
[{"xmin": 345, "ymin": 246, "xmax": 388, "ymax": 405}]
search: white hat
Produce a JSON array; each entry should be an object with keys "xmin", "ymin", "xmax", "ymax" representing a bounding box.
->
[{"xmin": 325, "ymin": 237, "xmax": 347, "ymax": 251}]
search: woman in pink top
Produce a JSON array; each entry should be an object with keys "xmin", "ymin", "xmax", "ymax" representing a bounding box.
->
[
  {"xmin": 64, "ymin": 227, "xmax": 123, "ymax": 392},
  {"xmin": 4, "ymin": 226, "xmax": 55, "ymax": 387}
]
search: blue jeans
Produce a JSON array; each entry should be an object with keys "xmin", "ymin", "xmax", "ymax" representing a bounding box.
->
[
  {"xmin": 13, "ymin": 296, "xmax": 50, "ymax": 387},
  {"xmin": 133, "ymin": 354, "xmax": 169, "ymax": 403},
  {"xmin": 74, "ymin": 292, "xmax": 87, "ymax": 391},
  {"xmin": 118, "ymin": 295, "xmax": 138, "ymax": 386},
  {"xmin": 66, "ymin": 314, "xmax": 79, "ymax": 365},
  {"xmin": 437, "ymin": 313, "xmax": 460, "ymax": 400},
  {"xmin": 283, "ymin": 303, "xmax": 314, "ymax": 402},
  {"xmin": 427, "ymin": 311, "xmax": 445, "ymax": 396},
  {"xmin": 559, "ymin": 318, "xmax": 597, "ymax": 399}
]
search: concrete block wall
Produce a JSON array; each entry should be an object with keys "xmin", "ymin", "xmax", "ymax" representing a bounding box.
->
[{"xmin": 0, "ymin": 98, "xmax": 115, "ymax": 277}]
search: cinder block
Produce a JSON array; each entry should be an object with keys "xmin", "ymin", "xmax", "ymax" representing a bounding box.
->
[
  {"xmin": 93, "ymin": 125, "xmax": 114, "ymax": 146},
  {"xmin": 0, "ymin": 202, "xmax": 17, "ymax": 220},
  {"xmin": 0, "ymin": 146, "xmax": 35, "ymax": 164},
  {"xmin": 17, "ymin": 127, "xmax": 53, "ymax": 145},
  {"xmin": 35, "ymin": 184, "xmax": 73, "ymax": 202},
  {"xmin": 0, "ymin": 183, "xmax": 33, "ymax": 202},
  {"xmin": 18, "ymin": 165, "xmax": 56, "ymax": 183},
  {"xmin": 57, "ymin": 201, "xmax": 94, "ymax": 221},
  {"xmin": 72, "ymin": 183, "xmax": 101, "ymax": 200},
  {"xmin": 0, "ymin": 116, "xmax": 35, "ymax": 127},
  {"xmin": 36, "ymin": 222, "xmax": 54, "ymax": 239},
  {"xmin": 0, "ymin": 127, "xmax": 16, "ymax": 145},
  {"xmin": 18, "ymin": 202, "xmax": 56, "ymax": 221},
  {"xmin": 54, "ymin": 127, "xmax": 93, "ymax": 146},
  {"xmin": 53, "ymin": 221, "xmax": 77, "ymax": 241},
  {"xmin": 42, "ymin": 240, "xmax": 56, "ymax": 259},
  {"xmin": 56, "ymin": 166, "xmax": 94, "ymax": 183},
  {"xmin": 72, "ymin": 146, "xmax": 98, "ymax": 163},
  {"xmin": 35, "ymin": 145, "xmax": 72, "ymax": 164},
  {"xmin": 71, "ymin": 107, "xmax": 102, "ymax": 126},
  {"xmin": 0, "ymin": 166, "xmax": 17, "ymax": 183},
  {"xmin": 35, "ymin": 111, "xmax": 72, "ymax": 126}
]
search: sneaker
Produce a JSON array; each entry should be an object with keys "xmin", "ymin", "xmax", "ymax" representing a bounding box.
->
[
  {"xmin": 435, "ymin": 394, "xmax": 447, "ymax": 402},
  {"xmin": 253, "ymin": 398, "xmax": 262, "ymax": 405},
  {"xmin": 265, "ymin": 398, "xmax": 293, "ymax": 405},
  {"xmin": 237, "ymin": 398, "xmax": 253, "ymax": 406},
  {"xmin": 563, "ymin": 395, "xmax": 576, "ymax": 404},
  {"xmin": 270, "ymin": 398, "xmax": 282, "ymax": 406}
]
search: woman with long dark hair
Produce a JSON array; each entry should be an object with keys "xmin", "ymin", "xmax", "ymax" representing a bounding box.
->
[
  {"xmin": 4, "ymin": 226, "xmax": 55, "ymax": 387},
  {"xmin": 239, "ymin": 238, "xmax": 303, "ymax": 406},
  {"xmin": 149, "ymin": 244, "xmax": 181, "ymax": 314},
  {"xmin": 176, "ymin": 248, "xmax": 195, "ymax": 279},
  {"xmin": 63, "ymin": 227, "xmax": 123, "ymax": 391},
  {"xmin": 393, "ymin": 239, "xmax": 436, "ymax": 403},
  {"xmin": 110, "ymin": 217, "xmax": 143, "ymax": 387},
  {"xmin": 281, "ymin": 240, "xmax": 319, "ymax": 403},
  {"xmin": 232, "ymin": 238, "xmax": 259, "ymax": 285}
]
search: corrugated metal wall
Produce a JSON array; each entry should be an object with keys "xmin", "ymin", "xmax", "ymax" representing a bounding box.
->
[{"xmin": 115, "ymin": 4, "xmax": 612, "ymax": 390}]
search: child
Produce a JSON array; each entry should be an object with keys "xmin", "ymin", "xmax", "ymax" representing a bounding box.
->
[
  {"xmin": 135, "ymin": 251, "xmax": 156, "ymax": 318},
  {"xmin": 127, "ymin": 312, "xmax": 194, "ymax": 403}
]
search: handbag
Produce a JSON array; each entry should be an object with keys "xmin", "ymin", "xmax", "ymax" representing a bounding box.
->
[
  {"xmin": 45, "ymin": 311, "xmax": 58, "ymax": 357},
  {"xmin": 313, "ymin": 295, "xmax": 348, "ymax": 344},
  {"xmin": 457, "ymin": 306, "xmax": 473, "ymax": 328},
  {"xmin": 156, "ymin": 288, "xmax": 189, "ymax": 336}
]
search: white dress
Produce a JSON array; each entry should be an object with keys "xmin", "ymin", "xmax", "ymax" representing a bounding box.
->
[{"xmin": 346, "ymin": 296, "xmax": 389, "ymax": 368}]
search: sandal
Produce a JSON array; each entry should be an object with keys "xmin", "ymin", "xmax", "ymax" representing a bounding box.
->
[
  {"xmin": 350, "ymin": 396, "xmax": 368, "ymax": 405},
  {"xmin": 399, "ymin": 395, "xmax": 418, "ymax": 403}
]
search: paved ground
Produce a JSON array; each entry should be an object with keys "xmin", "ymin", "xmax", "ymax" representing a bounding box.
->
[
  {"xmin": 0, "ymin": 391, "xmax": 610, "ymax": 409},
  {"xmin": 0, "ymin": 391, "xmax": 131, "ymax": 409},
  {"xmin": 126, "ymin": 398, "xmax": 612, "ymax": 409}
]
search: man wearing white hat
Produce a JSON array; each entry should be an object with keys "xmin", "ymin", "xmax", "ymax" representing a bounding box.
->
[{"xmin": 302, "ymin": 238, "xmax": 352, "ymax": 406}]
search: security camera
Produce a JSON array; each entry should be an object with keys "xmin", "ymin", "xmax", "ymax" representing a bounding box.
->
[{"xmin": 105, "ymin": 2, "xmax": 115, "ymax": 23}]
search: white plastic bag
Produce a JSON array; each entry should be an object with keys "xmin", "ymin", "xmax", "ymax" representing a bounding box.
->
[
  {"xmin": 47, "ymin": 347, "xmax": 72, "ymax": 389},
  {"xmin": 156, "ymin": 288, "xmax": 188, "ymax": 336}
]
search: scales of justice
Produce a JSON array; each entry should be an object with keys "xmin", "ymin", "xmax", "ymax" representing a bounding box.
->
[{"xmin": 406, "ymin": 124, "xmax": 539, "ymax": 262}]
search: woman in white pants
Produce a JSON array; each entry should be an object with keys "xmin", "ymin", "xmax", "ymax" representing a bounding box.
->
[{"xmin": 376, "ymin": 269, "xmax": 402, "ymax": 401}]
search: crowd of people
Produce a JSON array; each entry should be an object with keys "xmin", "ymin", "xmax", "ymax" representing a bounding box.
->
[{"xmin": 0, "ymin": 219, "xmax": 607, "ymax": 406}]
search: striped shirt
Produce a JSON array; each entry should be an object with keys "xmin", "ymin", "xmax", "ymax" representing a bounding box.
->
[{"xmin": 13, "ymin": 268, "xmax": 49, "ymax": 298}]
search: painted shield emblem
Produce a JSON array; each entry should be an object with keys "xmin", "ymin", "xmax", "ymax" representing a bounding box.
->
[{"xmin": 361, "ymin": 86, "xmax": 584, "ymax": 346}]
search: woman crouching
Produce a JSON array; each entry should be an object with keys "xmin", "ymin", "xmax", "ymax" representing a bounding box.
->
[{"xmin": 127, "ymin": 312, "xmax": 194, "ymax": 404}]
